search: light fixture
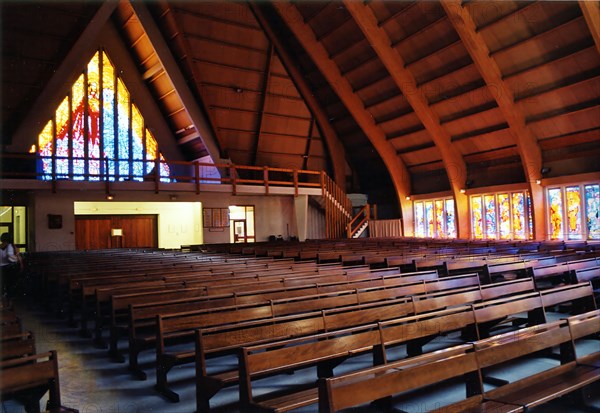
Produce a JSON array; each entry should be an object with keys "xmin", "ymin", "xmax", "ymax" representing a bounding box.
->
[
  {"xmin": 405, "ymin": 195, "xmax": 411, "ymax": 201},
  {"xmin": 460, "ymin": 188, "xmax": 466, "ymax": 194},
  {"xmin": 540, "ymin": 167, "xmax": 551, "ymax": 175},
  {"xmin": 234, "ymin": 87, "xmax": 243, "ymax": 94},
  {"xmin": 106, "ymin": 194, "xmax": 114, "ymax": 200},
  {"xmin": 535, "ymin": 179, "xmax": 542, "ymax": 185}
]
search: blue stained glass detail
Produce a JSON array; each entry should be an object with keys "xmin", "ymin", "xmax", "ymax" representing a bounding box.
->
[
  {"xmin": 585, "ymin": 184, "xmax": 600, "ymax": 240},
  {"xmin": 38, "ymin": 49, "xmax": 172, "ymax": 183}
]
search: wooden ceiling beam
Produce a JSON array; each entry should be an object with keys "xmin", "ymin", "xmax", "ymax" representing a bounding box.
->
[
  {"xmin": 251, "ymin": 2, "xmax": 347, "ymax": 186},
  {"xmin": 579, "ymin": 0, "xmax": 600, "ymax": 54},
  {"xmin": 252, "ymin": 44, "xmax": 273, "ymax": 166},
  {"xmin": 131, "ymin": 1, "xmax": 227, "ymax": 163},
  {"xmin": 10, "ymin": 1, "xmax": 118, "ymax": 152},
  {"xmin": 345, "ymin": 0, "xmax": 469, "ymax": 238},
  {"xmin": 272, "ymin": 1, "xmax": 412, "ymax": 231},
  {"xmin": 442, "ymin": 0, "xmax": 546, "ymax": 240}
]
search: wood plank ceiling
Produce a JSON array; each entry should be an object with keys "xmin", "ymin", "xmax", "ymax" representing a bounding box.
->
[{"xmin": 2, "ymin": 1, "xmax": 599, "ymax": 217}]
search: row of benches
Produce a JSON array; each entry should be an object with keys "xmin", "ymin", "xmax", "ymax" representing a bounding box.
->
[
  {"xmin": 1, "ymin": 302, "xmax": 78, "ymax": 413},
  {"xmin": 318, "ymin": 310, "xmax": 600, "ymax": 413},
  {"xmin": 28, "ymin": 242, "xmax": 600, "ymax": 412}
]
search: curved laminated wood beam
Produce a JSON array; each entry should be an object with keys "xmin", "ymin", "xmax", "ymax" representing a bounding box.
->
[
  {"xmin": 130, "ymin": 1, "xmax": 226, "ymax": 163},
  {"xmin": 271, "ymin": 1, "xmax": 413, "ymax": 233},
  {"xmin": 580, "ymin": 1, "xmax": 600, "ymax": 55},
  {"xmin": 344, "ymin": 1, "xmax": 469, "ymax": 238},
  {"xmin": 250, "ymin": 2, "xmax": 347, "ymax": 186},
  {"xmin": 442, "ymin": 0, "xmax": 546, "ymax": 240}
]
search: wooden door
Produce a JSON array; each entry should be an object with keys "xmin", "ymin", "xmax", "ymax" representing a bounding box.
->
[
  {"xmin": 117, "ymin": 215, "xmax": 157, "ymax": 248},
  {"xmin": 75, "ymin": 215, "xmax": 157, "ymax": 250},
  {"xmin": 75, "ymin": 216, "xmax": 112, "ymax": 250}
]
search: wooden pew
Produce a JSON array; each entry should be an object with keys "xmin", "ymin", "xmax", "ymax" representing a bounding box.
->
[
  {"xmin": 0, "ymin": 351, "xmax": 79, "ymax": 413},
  {"xmin": 238, "ymin": 305, "xmax": 478, "ymax": 413},
  {"xmin": 318, "ymin": 313, "xmax": 600, "ymax": 413},
  {"xmin": 472, "ymin": 282, "xmax": 596, "ymax": 339},
  {"xmin": 123, "ymin": 269, "xmax": 443, "ymax": 374},
  {"xmin": 192, "ymin": 277, "xmax": 533, "ymax": 411},
  {"xmin": 1, "ymin": 331, "xmax": 36, "ymax": 361},
  {"xmin": 317, "ymin": 344, "xmax": 484, "ymax": 413},
  {"xmin": 469, "ymin": 316, "xmax": 599, "ymax": 412}
]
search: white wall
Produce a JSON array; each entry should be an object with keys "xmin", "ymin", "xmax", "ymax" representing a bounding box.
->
[
  {"xmin": 28, "ymin": 189, "xmax": 301, "ymax": 251},
  {"xmin": 74, "ymin": 201, "xmax": 203, "ymax": 249}
]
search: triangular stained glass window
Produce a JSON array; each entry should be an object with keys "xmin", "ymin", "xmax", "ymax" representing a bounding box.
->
[{"xmin": 38, "ymin": 50, "xmax": 170, "ymax": 182}]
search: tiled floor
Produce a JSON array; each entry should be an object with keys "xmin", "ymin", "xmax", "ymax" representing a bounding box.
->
[{"xmin": 2, "ymin": 299, "xmax": 599, "ymax": 413}]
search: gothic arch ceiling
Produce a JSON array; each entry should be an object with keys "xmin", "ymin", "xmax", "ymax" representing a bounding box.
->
[{"xmin": 2, "ymin": 1, "xmax": 599, "ymax": 217}]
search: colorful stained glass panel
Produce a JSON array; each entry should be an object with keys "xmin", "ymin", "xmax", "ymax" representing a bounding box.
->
[
  {"xmin": 445, "ymin": 199, "xmax": 456, "ymax": 238},
  {"xmin": 585, "ymin": 184, "xmax": 600, "ymax": 240},
  {"xmin": 484, "ymin": 195, "xmax": 496, "ymax": 239},
  {"xmin": 414, "ymin": 202, "xmax": 425, "ymax": 238},
  {"xmin": 435, "ymin": 200, "xmax": 444, "ymax": 238},
  {"xmin": 565, "ymin": 186, "xmax": 582, "ymax": 239},
  {"xmin": 425, "ymin": 201, "xmax": 434, "ymax": 238},
  {"xmin": 472, "ymin": 196, "xmax": 483, "ymax": 239},
  {"xmin": 512, "ymin": 192, "xmax": 525, "ymax": 239},
  {"xmin": 548, "ymin": 188, "xmax": 563, "ymax": 240},
  {"xmin": 498, "ymin": 194, "xmax": 511, "ymax": 239}
]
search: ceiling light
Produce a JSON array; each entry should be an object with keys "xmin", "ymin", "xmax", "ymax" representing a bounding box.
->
[{"xmin": 106, "ymin": 194, "xmax": 114, "ymax": 200}]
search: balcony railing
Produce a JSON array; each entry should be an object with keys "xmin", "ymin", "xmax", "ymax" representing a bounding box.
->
[{"xmin": 0, "ymin": 153, "xmax": 325, "ymax": 195}]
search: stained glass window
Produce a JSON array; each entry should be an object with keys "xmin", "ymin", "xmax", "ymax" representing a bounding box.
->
[
  {"xmin": 527, "ymin": 193, "xmax": 534, "ymax": 239},
  {"xmin": 585, "ymin": 184, "xmax": 600, "ymax": 240},
  {"xmin": 37, "ymin": 49, "xmax": 171, "ymax": 181},
  {"xmin": 498, "ymin": 194, "xmax": 511, "ymax": 239},
  {"xmin": 512, "ymin": 192, "xmax": 525, "ymax": 239},
  {"xmin": 445, "ymin": 199, "xmax": 456, "ymax": 239},
  {"xmin": 471, "ymin": 191, "xmax": 531, "ymax": 240},
  {"xmin": 413, "ymin": 197, "xmax": 455, "ymax": 238},
  {"xmin": 425, "ymin": 201, "xmax": 434, "ymax": 238},
  {"xmin": 472, "ymin": 196, "xmax": 483, "ymax": 239},
  {"xmin": 548, "ymin": 188, "xmax": 563, "ymax": 240},
  {"xmin": 565, "ymin": 186, "xmax": 582, "ymax": 240},
  {"xmin": 414, "ymin": 202, "xmax": 425, "ymax": 238},
  {"xmin": 484, "ymin": 195, "xmax": 496, "ymax": 239},
  {"xmin": 435, "ymin": 200, "xmax": 445, "ymax": 238}
]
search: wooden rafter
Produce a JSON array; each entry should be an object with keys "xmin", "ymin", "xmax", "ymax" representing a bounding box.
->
[
  {"xmin": 251, "ymin": 2, "xmax": 346, "ymax": 186},
  {"xmin": 272, "ymin": 1, "xmax": 413, "ymax": 232},
  {"xmin": 303, "ymin": 118, "xmax": 315, "ymax": 171},
  {"xmin": 252, "ymin": 44, "xmax": 273, "ymax": 166},
  {"xmin": 11, "ymin": 1, "xmax": 118, "ymax": 152},
  {"xmin": 345, "ymin": 0, "xmax": 469, "ymax": 238},
  {"xmin": 579, "ymin": 0, "xmax": 600, "ymax": 54},
  {"xmin": 441, "ymin": 0, "xmax": 546, "ymax": 240},
  {"xmin": 130, "ymin": 1, "xmax": 225, "ymax": 162}
]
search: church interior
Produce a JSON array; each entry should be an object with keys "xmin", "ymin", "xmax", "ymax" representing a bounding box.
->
[{"xmin": 1, "ymin": 1, "xmax": 599, "ymax": 412}]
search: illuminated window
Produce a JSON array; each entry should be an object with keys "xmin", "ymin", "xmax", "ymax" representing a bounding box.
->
[
  {"xmin": 413, "ymin": 197, "xmax": 456, "ymax": 239},
  {"xmin": 548, "ymin": 188, "xmax": 563, "ymax": 240},
  {"xmin": 584, "ymin": 184, "xmax": 600, "ymax": 240},
  {"xmin": 471, "ymin": 191, "xmax": 532, "ymax": 240},
  {"xmin": 472, "ymin": 196, "xmax": 483, "ymax": 239},
  {"xmin": 414, "ymin": 202, "xmax": 425, "ymax": 238},
  {"xmin": 37, "ymin": 50, "xmax": 170, "ymax": 181},
  {"xmin": 547, "ymin": 183, "xmax": 599, "ymax": 240}
]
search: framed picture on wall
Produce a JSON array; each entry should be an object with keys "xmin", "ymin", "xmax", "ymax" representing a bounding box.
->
[{"xmin": 203, "ymin": 208, "xmax": 230, "ymax": 228}]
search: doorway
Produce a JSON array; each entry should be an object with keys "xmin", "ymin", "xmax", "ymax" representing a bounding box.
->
[
  {"xmin": 75, "ymin": 215, "xmax": 158, "ymax": 250},
  {"xmin": 229, "ymin": 206, "xmax": 255, "ymax": 243}
]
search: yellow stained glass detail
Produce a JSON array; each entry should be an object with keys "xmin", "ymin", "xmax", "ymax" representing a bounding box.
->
[
  {"xmin": 38, "ymin": 120, "xmax": 53, "ymax": 153},
  {"xmin": 132, "ymin": 105, "xmax": 143, "ymax": 144},
  {"xmin": 56, "ymin": 96, "xmax": 70, "ymax": 136},
  {"xmin": 146, "ymin": 130, "xmax": 157, "ymax": 160}
]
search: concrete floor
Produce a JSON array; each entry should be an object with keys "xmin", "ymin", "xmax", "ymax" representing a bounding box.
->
[{"xmin": 2, "ymin": 299, "xmax": 599, "ymax": 413}]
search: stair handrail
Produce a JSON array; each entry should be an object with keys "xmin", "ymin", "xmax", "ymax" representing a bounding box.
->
[{"xmin": 347, "ymin": 204, "xmax": 370, "ymax": 238}]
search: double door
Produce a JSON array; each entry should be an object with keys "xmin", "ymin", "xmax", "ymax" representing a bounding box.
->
[{"xmin": 75, "ymin": 215, "xmax": 157, "ymax": 250}]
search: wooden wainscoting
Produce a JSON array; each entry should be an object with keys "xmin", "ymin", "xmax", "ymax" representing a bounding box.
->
[{"xmin": 75, "ymin": 215, "xmax": 158, "ymax": 250}]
